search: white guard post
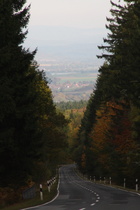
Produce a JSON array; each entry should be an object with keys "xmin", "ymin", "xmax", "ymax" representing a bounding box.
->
[
  {"xmin": 47, "ymin": 181, "xmax": 51, "ymax": 192},
  {"xmin": 40, "ymin": 184, "xmax": 43, "ymax": 200},
  {"xmin": 136, "ymin": 179, "xmax": 138, "ymax": 192}
]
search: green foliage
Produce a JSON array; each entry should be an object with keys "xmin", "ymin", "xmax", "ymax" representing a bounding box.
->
[
  {"xmin": 0, "ymin": 0, "xmax": 68, "ymax": 191},
  {"xmin": 99, "ymin": 0, "xmax": 140, "ymax": 105},
  {"xmin": 56, "ymin": 101, "xmax": 87, "ymax": 163},
  {"xmin": 56, "ymin": 100, "xmax": 87, "ymax": 110},
  {"xmin": 75, "ymin": 0, "xmax": 140, "ymax": 187}
]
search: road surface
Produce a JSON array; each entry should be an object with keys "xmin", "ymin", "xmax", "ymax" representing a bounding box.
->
[{"xmin": 27, "ymin": 164, "xmax": 140, "ymax": 210}]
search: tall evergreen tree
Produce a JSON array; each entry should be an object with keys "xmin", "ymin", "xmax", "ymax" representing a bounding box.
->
[
  {"xmin": 98, "ymin": 0, "xmax": 140, "ymax": 105},
  {"xmin": 0, "ymin": 1, "xmax": 69, "ymax": 189},
  {"xmin": 75, "ymin": 0, "xmax": 140, "ymax": 182},
  {"xmin": 98, "ymin": 0, "xmax": 140, "ymax": 146},
  {"xmin": 0, "ymin": 0, "xmax": 40, "ymax": 187}
]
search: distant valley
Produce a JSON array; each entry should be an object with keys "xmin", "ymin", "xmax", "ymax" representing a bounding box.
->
[
  {"xmin": 24, "ymin": 25, "xmax": 105, "ymax": 101},
  {"xmin": 39, "ymin": 59, "xmax": 98, "ymax": 102}
]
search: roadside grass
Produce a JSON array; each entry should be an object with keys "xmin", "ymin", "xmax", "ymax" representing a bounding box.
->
[
  {"xmin": 0, "ymin": 180, "xmax": 58, "ymax": 210},
  {"xmin": 2, "ymin": 166, "xmax": 139, "ymax": 210},
  {"xmin": 75, "ymin": 169, "xmax": 140, "ymax": 195}
]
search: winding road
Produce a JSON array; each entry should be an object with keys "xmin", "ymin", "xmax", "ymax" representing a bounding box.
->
[{"xmin": 27, "ymin": 164, "xmax": 140, "ymax": 210}]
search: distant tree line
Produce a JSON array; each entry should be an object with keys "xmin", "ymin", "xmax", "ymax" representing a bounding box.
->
[
  {"xmin": 56, "ymin": 102, "xmax": 86, "ymax": 163},
  {"xmin": 73, "ymin": 0, "xmax": 140, "ymax": 187},
  {"xmin": 0, "ymin": 0, "xmax": 68, "ymax": 193},
  {"xmin": 56, "ymin": 100, "xmax": 87, "ymax": 110}
]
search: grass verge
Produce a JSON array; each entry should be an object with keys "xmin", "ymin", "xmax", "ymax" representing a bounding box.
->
[
  {"xmin": 0, "ymin": 180, "xmax": 59, "ymax": 210},
  {"xmin": 75, "ymin": 168, "xmax": 140, "ymax": 195}
]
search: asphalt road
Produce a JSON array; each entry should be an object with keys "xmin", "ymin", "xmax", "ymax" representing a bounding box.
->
[{"xmin": 27, "ymin": 164, "xmax": 140, "ymax": 210}]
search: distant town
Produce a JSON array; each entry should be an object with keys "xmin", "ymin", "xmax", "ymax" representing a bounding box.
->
[{"xmin": 39, "ymin": 59, "xmax": 99, "ymax": 102}]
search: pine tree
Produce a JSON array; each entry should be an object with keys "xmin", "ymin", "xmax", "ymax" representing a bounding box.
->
[
  {"xmin": 98, "ymin": 0, "xmax": 140, "ymax": 105},
  {"xmin": 76, "ymin": 0, "xmax": 140, "ymax": 181},
  {"xmin": 98, "ymin": 0, "xmax": 140, "ymax": 146},
  {"xmin": 0, "ymin": 0, "xmax": 69, "ymax": 190},
  {"xmin": 0, "ymin": 0, "xmax": 38, "ymax": 187}
]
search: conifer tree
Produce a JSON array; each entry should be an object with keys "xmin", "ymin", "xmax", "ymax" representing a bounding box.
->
[
  {"xmin": 76, "ymin": 0, "xmax": 140, "ymax": 182},
  {"xmin": 0, "ymin": 0, "xmax": 39, "ymax": 187},
  {"xmin": 0, "ymin": 0, "xmax": 69, "ymax": 191},
  {"xmin": 98, "ymin": 0, "xmax": 140, "ymax": 105}
]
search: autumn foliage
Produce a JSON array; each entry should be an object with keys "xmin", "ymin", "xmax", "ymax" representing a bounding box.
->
[{"xmin": 74, "ymin": 1, "xmax": 140, "ymax": 187}]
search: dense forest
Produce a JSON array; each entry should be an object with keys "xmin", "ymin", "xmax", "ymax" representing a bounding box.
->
[
  {"xmin": 56, "ymin": 100, "xmax": 87, "ymax": 110},
  {"xmin": 0, "ymin": 0, "xmax": 69, "ymax": 205},
  {"xmin": 73, "ymin": 0, "xmax": 140, "ymax": 188},
  {"xmin": 1, "ymin": 0, "xmax": 140, "ymax": 207},
  {"xmin": 56, "ymin": 100, "xmax": 87, "ymax": 161}
]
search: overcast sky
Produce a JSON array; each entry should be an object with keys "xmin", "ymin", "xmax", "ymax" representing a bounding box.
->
[
  {"xmin": 27, "ymin": 0, "xmax": 115, "ymax": 28},
  {"xmin": 25, "ymin": 0, "xmax": 122, "ymax": 62}
]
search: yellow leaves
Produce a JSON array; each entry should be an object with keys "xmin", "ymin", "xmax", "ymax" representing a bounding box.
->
[
  {"xmin": 106, "ymin": 100, "xmax": 123, "ymax": 111},
  {"xmin": 64, "ymin": 108, "xmax": 85, "ymax": 147},
  {"xmin": 91, "ymin": 103, "xmax": 112, "ymax": 142},
  {"xmin": 90, "ymin": 104, "xmax": 113, "ymax": 168},
  {"xmin": 96, "ymin": 108, "xmax": 104, "ymax": 117}
]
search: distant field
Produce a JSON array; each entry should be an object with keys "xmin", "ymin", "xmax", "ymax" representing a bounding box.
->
[
  {"xmin": 48, "ymin": 70, "xmax": 97, "ymax": 101},
  {"xmin": 53, "ymin": 72, "xmax": 98, "ymax": 83},
  {"xmin": 60, "ymin": 77, "xmax": 95, "ymax": 82}
]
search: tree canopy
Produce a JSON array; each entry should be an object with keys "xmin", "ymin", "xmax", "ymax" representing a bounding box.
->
[
  {"xmin": 0, "ymin": 0, "xmax": 68, "ymax": 188},
  {"xmin": 74, "ymin": 0, "xmax": 140, "ymax": 187}
]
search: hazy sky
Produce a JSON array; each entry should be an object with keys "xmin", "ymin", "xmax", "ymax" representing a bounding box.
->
[
  {"xmin": 27, "ymin": 0, "xmax": 114, "ymax": 28},
  {"xmin": 25, "ymin": 0, "xmax": 122, "ymax": 62}
]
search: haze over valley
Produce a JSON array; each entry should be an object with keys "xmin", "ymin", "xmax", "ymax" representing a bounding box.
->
[
  {"xmin": 25, "ymin": 26, "xmax": 105, "ymax": 101},
  {"xmin": 40, "ymin": 58, "xmax": 98, "ymax": 102}
]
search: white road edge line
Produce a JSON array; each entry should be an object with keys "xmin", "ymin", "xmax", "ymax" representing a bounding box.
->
[{"xmin": 21, "ymin": 169, "xmax": 61, "ymax": 210}]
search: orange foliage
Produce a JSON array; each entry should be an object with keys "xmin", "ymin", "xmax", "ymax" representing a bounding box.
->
[
  {"xmin": 0, "ymin": 187, "xmax": 24, "ymax": 206},
  {"xmin": 112, "ymin": 112, "xmax": 137, "ymax": 155},
  {"xmin": 90, "ymin": 100, "xmax": 136, "ymax": 171},
  {"xmin": 81, "ymin": 152, "xmax": 86, "ymax": 169},
  {"xmin": 106, "ymin": 101, "xmax": 124, "ymax": 111},
  {"xmin": 90, "ymin": 103, "xmax": 112, "ymax": 168}
]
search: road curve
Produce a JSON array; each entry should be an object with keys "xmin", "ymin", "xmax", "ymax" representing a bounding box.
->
[{"xmin": 26, "ymin": 164, "xmax": 140, "ymax": 210}]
